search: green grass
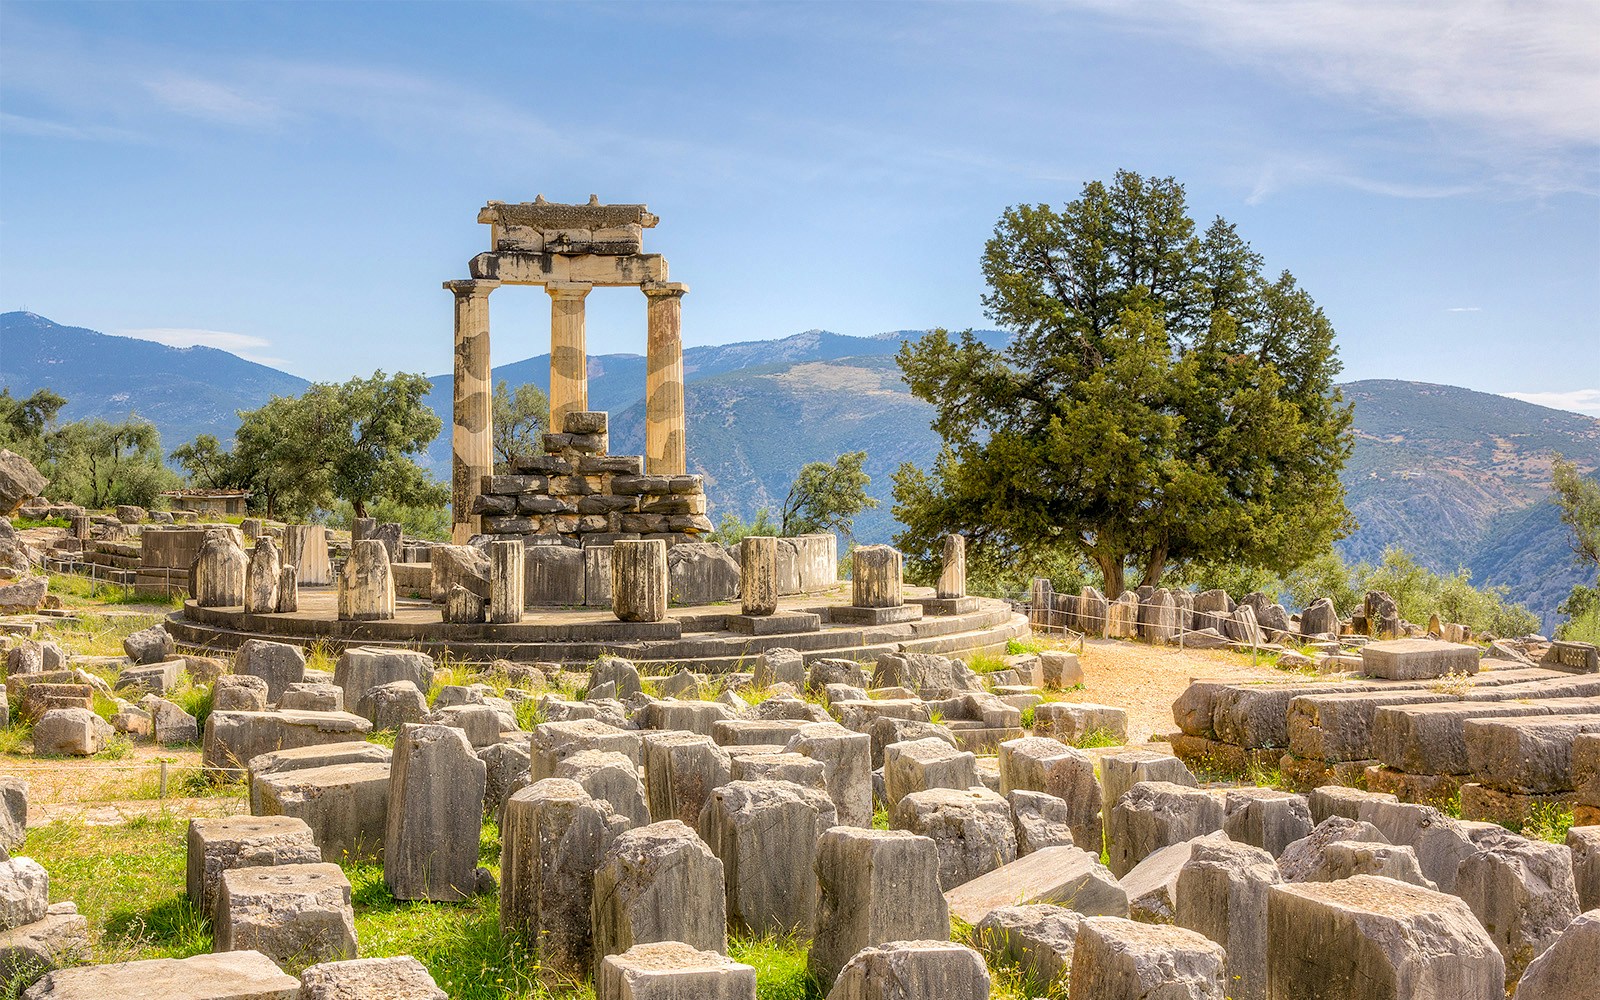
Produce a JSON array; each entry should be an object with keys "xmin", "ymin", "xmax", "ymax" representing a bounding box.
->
[
  {"xmin": 1019, "ymin": 707, "xmax": 1035, "ymax": 730},
  {"xmin": 966, "ymin": 653, "xmax": 1009, "ymax": 674},
  {"xmin": 872, "ymin": 805, "xmax": 891, "ymax": 830},
  {"xmin": 37, "ymin": 610, "xmax": 168, "ymax": 658},
  {"xmin": 46, "ymin": 573, "xmax": 181, "ymax": 609},
  {"xmin": 728, "ymin": 935, "xmax": 821, "ymax": 1000},
  {"xmin": 1521, "ymin": 802, "xmax": 1576, "ymax": 844},
  {"xmin": 1005, "ymin": 637, "xmax": 1045, "ymax": 656},
  {"xmin": 1071, "ymin": 728, "xmax": 1123, "ymax": 750}
]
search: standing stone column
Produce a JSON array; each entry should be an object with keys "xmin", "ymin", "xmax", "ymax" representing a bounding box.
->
[
  {"xmin": 740, "ymin": 536, "xmax": 778, "ymax": 617},
  {"xmin": 488, "ymin": 539, "xmax": 525, "ymax": 624},
  {"xmin": 196, "ymin": 535, "xmax": 247, "ymax": 608},
  {"xmin": 937, "ymin": 534, "xmax": 967, "ymax": 599},
  {"xmin": 547, "ymin": 281, "xmax": 594, "ymax": 434},
  {"xmin": 643, "ymin": 282, "xmax": 688, "ymax": 476},
  {"xmin": 338, "ymin": 539, "xmax": 395, "ymax": 621},
  {"xmin": 276, "ymin": 565, "xmax": 299, "ymax": 614},
  {"xmin": 243, "ymin": 537, "xmax": 281, "ymax": 614},
  {"xmin": 385, "ymin": 723, "xmax": 486, "ymax": 901},
  {"xmin": 851, "ymin": 545, "xmax": 903, "ymax": 609},
  {"xmin": 613, "ymin": 539, "xmax": 668, "ymax": 623},
  {"xmin": 446, "ymin": 278, "xmax": 499, "ymax": 545},
  {"xmin": 284, "ymin": 525, "xmax": 332, "ymax": 586}
]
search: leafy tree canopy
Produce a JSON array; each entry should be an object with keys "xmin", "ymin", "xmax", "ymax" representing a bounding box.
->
[
  {"xmin": 492, "ymin": 380, "xmax": 549, "ymax": 473},
  {"xmin": 781, "ymin": 450, "xmax": 879, "ymax": 539},
  {"xmin": 893, "ymin": 170, "xmax": 1354, "ymax": 596},
  {"xmin": 1551, "ymin": 456, "xmax": 1600, "ymax": 570}
]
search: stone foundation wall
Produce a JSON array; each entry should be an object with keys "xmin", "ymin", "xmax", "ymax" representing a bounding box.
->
[{"xmin": 470, "ymin": 411, "xmax": 713, "ymax": 547}]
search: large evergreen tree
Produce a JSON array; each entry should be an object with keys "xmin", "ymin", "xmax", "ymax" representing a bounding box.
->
[{"xmin": 893, "ymin": 171, "xmax": 1354, "ymax": 596}]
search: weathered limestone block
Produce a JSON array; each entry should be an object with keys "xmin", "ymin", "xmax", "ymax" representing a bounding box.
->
[
  {"xmin": 1099, "ymin": 749, "xmax": 1196, "ymax": 830},
  {"xmin": 1570, "ymin": 826, "xmax": 1600, "ymax": 911},
  {"xmin": 553, "ymin": 750, "xmax": 650, "ymax": 829},
  {"xmin": 279, "ymin": 683, "xmax": 343, "ymax": 713},
  {"xmin": 1039, "ymin": 650, "xmax": 1084, "ymax": 689},
  {"xmin": 613, "ymin": 539, "xmax": 668, "ymax": 622},
  {"xmin": 0, "ymin": 900, "xmax": 89, "ymax": 984},
  {"xmin": 338, "ymin": 540, "xmax": 394, "ymax": 621},
  {"xmin": 1300, "ymin": 841, "xmax": 1436, "ymax": 889},
  {"xmin": 246, "ymin": 742, "xmax": 391, "ymax": 813},
  {"xmin": 0, "ymin": 857, "xmax": 49, "ymax": 932},
  {"xmin": 1175, "ymin": 839, "xmax": 1280, "ymax": 1000},
  {"xmin": 1007, "ymin": 789, "xmax": 1076, "ymax": 854},
  {"xmin": 1454, "ymin": 830, "xmax": 1581, "ymax": 984},
  {"xmin": 751, "ymin": 647, "xmax": 804, "ymax": 689},
  {"xmin": 196, "ymin": 535, "xmax": 248, "ymax": 608},
  {"xmin": 596, "ymin": 941, "xmax": 757, "ymax": 1000},
  {"xmin": 1466, "ymin": 712, "xmax": 1600, "ymax": 794},
  {"xmin": 0, "ymin": 449, "xmax": 46, "ymax": 515},
  {"xmin": 1354, "ymin": 799, "xmax": 1479, "ymax": 893},
  {"xmin": 999, "ymin": 736, "xmax": 1102, "ymax": 852},
  {"xmin": 202, "ymin": 711, "xmax": 371, "ymax": 774},
  {"xmin": 501, "ymin": 778, "xmax": 628, "ymax": 978},
  {"xmin": 273, "ymin": 564, "xmax": 298, "ymax": 613},
  {"xmin": 384, "ymin": 724, "xmax": 486, "ymax": 902},
  {"xmin": 214, "ymin": 674, "xmax": 270, "ymax": 713},
  {"xmin": 871, "ymin": 651, "xmax": 979, "ymax": 700},
  {"xmin": 826, "ymin": 940, "xmax": 990, "ymax": 1000},
  {"xmin": 699, "ymin": 779, "xmax": 836, "ymax": 936},
  {"xmin": 739, "ymin": 536, "xmax": 778, "ymax": 616},
  {"xmin": 640, "ymin": 699, "xmax": 735, "ymax": 738},
  {"xmin": 784, "ymin": 722, "xmax": 873, "ymax": 828},
  {"xmin": 850, "ymin": 545, "xmax": 902, "ymax": 609},
  {"xmin": 1307, "ymin": 785, "xmax": 1397, "ymax": 825},
  {"xmin": 186, "ymin": 816, "xmax": 321, "ymax": 918},
  {"xmin": 235, "ymin": 639, "xmax": 307, "ymax": 705},
  {"xmin": 944, "ymin": 844, "xmax": 1128, "ymax": 925},
  {"xmin": 1298, "ymin": 597, "xmax": 1339, "ymax": 637},
  {"xmin": 429, "ymin": 544, "xmax": 489, "ymax": 601},
  {"xmin": 1071, "ymin": 916, "xmax": 1226, "ymax": 1000},
  {"xmin": 592, "ymin": 656, "xmax": 644, "ymax": 699},
  {"xmin": 1360, "ymin": 638, "xmax": 1479, "ymax": 680},
  {"xmin": 1266, "ymin": 875, "xmax": 1505, "ymax": 999},
  {"xmin": 531, "ymin": 719, "xmax": 642, "ymax": 781},
  {"xmin": 31, "ymin": 707, "xmax": 112, "ymax": 756},
  {"xmin": 1138, "ymin": 588, "xmax": 1181, "ymax": 644},
  {"xmin": 356, "ymin": 680, "xmax": 428, "ymax": 731},
  {"xmin": 592, "ymin": 820, "xmax": 727, "ymax": 962},
  {"xmin": 974, "ymin": 903, "xmax": 1078, "ymax": 988},
  {"xmin": 1107, "ymin": 592, "xmax": 1140, "ymax": 638},
  {"xmin": 256, "ymin": 763, "xmax": 390, "ymax": 863},
  {"xmin": 1513, "ymin": 908, "xmax": 1600, "ymax": 1000},
  {"xmin": 244, "ymin": 538, "xmax": 281, "ymax": 615},
  {"xmin": 296, "ymin": 956, "xmax": 445, "ymax": 999},
  {"xmin": 21, "ymin": 950, "xmax": 301, "ymax": 999},
  {"xmin": 937, "ymin": 534, "xmax": 967, "ymax": 599},
  {"xmin": 1277, "ymin": 816, "xmax": 1393, "ymax": 882},
  {"xmin": 487, "ymin": 539, "xmax": 524, "ymax": 624},
  {"xmin": 1032, "ymin": 701, "xmax": 1128, "ymax": 744},
  {"xmin": 1118, "ymin": 831, "xmax": 1229, "ymax": 924},
  {"xmin": 666, "ymin": 543, "xmax": 740, "ymax": 605},
  {"xmin": 150, "ymin": 696, "xmax": 200, "ymax": 745},
  {"xmin": 1108, "ymin": 781, "xmax": 1225, "ymax": 878},
  {"xmin": 807, "ymin": 828, "xmax": 949, "ymax": 990},
  {"xmin": 1224, "ymin": 787, "xmax": 1313, "ymax": 857},
  {"xmin": 123, "ymin": 624, "xmax": 175, "ymax": 665},
  {"xmin": 883, "ymin": 737, "xmax": 976, "ymax": 807},
  {"xmin": 333, "ymin": 646, "xmax": 433, "ymax": 708},
  {"xmin": 730, "ymin": 750, "xmax": 826, "ymax": 789},
  {"xmin": 892, "ymin": 786, "xmax": 1017, "ymax": 890},
  {"xmin": 214, "ymin": 862, "xmax": 355, "ymax": 972},
  {"xmin": 0, "ymin": 778, "xmax": 25, "ymax": 854}
]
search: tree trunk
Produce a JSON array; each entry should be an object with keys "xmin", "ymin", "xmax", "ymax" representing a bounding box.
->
[
  {"xmin": 1142, "ymin": 547, "xmax": 1168, "ymax": 590},
  {"xmin": 1093, "ymin": 554, "xmax": 1127, "ymax": 599},
  {"xmin": 354, "ymin": 498, "xmax": 367, "ymax": 519}
]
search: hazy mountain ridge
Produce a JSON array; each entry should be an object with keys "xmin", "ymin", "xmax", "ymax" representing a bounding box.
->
[{"xmin": 6, "ymin": 311, "xmax": 1597, "ymax": 628}]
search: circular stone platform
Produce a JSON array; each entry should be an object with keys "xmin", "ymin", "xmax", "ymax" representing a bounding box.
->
[{"xmin": 166, "ymin": 586, "xmax": 1027, "ymax": 670}]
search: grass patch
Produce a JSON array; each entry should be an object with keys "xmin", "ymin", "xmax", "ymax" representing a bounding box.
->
[
  {"xmin": 872, "ymin": 805, "xmax": 891, "ymax": 830},
  {"xmin": 13, "ymin": 516, "xmax": 71, "ymax": 530},
  {"xmin": 46, "ymin": 573, "xmax": 179, "ymax": 609},
  {"xmin": 729, "ymin": 934, "xmax": 821, "ymax": 1000},
  {"xmin": 1521, "ymin": 802, "xmax": 1575, "ymax": 844},
  {"xmin": 966, "ymin": 653, "xmax": 1009, "ymax": 674},
  {"xmin": 1019, "ymin": 707, "xmax": 1035, "ymax": 730},
  {"xmin": 37, "ymin": 611, "xmax": 167, "ymax": 658},
  {"xmin": 1072, "ymin": 728, "xmax": 1123, "ymax": 750},
  {"xmin": 1005, "ymin": 637, "xmax": 1045, "ymax": 656}
]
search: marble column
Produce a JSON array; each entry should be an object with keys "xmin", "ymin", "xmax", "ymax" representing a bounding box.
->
[
  {"xmin": 936, "ymin": 534, "xmax": 967, "ymax": 599},
  {"xmin": 643, "ymin": 282, "xmax": 688, "ymax": 475},
  {"xmin": 547, "ymin": 281, "xmax": 594, "ymax": 432},
  {"xmin": 446, "ymin": 278, "xmax": 499, "ymax": 544}
]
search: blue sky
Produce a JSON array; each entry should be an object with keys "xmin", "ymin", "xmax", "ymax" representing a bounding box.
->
[{"xmin": 2, "ymin": 1, "xmax": 1597, "ymax": 413}]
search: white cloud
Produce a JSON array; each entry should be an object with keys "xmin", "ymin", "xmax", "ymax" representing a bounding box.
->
[
  {"xmin": 119, "ymin": 327, "xmax": 285, "ymax": 367},
  {"xmin": 1503, "ymin": 388, "xmax": 1600, "ymax": 418},
  {"xmin": 1445, "ymin": 306, "xmax": 1482, "ymax": 313},
  {"xmin": 144, "ymin": 74, "xmax": 282, "ymax": 127},
  {"xmin": 0, "ymin": 111, "xmax": 143, "ymax": 143}
]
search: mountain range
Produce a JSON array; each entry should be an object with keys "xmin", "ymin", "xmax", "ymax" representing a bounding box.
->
[{"xmin": 4, "ymin": 310, "xmax": 1596, "ymax": 628}]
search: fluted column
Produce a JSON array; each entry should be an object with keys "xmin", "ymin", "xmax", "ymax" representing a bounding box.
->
[
  {"xmin": 643, "ymin": 282, "xmax": 688, "ymax": 475},
  {"xmin": 547, "ymin": 281, "xmax": 594, "ymax": 432},
  {"xmin": 446, "ymin": 278, "xmax": 499, "ymax": 544}
]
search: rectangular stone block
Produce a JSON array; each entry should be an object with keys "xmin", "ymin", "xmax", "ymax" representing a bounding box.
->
[
  {"xmin": 186, "ymin": 816, "xmax": 321, "ymax": 918},
  {"xmin": 1361, "ymin": 638, "xmax": 1480, "ymax": 680},
  {"xmin": 214, "ymin": 862, "xmax": 356, "ymax": 972},
  {"xmin": 202, "ymin": 711, "xmax": 372, "ymax": 774},
  {"xmin": 20, "ymin": 951, "xmax": 300, "ymax": 999},
  {"xmin": 597, "ymin": 941, "xmax": 756, "ymax": 1000},
  {"xmin": 944, "ymin": 845, "xmax": 1128, "ymax": 925},
  {"xmin": 255, "ymin": 762, "xmax": 390, "ymax": 862},
  {"xmin": 1465, "ymin": 713, "xmax": 1600, "ymax": 793},
  {"xmin": 526, "ymin": 545, "xmax": 585, "ymax": 606},
  {"xmin": 1288, "ymin": 690, "xmax": 1454, "ymax": 763}
]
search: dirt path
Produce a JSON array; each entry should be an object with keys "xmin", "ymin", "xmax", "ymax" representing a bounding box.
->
[
  {"xmin": 0, "ymin": 745, "xmax": 245, "ymax": 827},
  {"xmin": 1043, "ymin": 635, "xmax": 1290, "ymax": 746}
]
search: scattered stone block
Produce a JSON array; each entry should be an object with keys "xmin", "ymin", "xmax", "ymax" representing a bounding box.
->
[
  {"xmin": 215, "ymin": 674, "xmax": 270, "ymax": 712},
  {"xmin": 1307, "ymin": 785, "xmax": 1396, "ymax": 825},
  {"xmin": 1175, "ymin": 839, "xmax": 1280, "ymax": 1000},
  {"xmin": 700, "ymin": 779, "xmax": 836, "ymax": 936},
  {"xmin": 1070, "ymin": 916, "xmax": 1225, "ymax": 1000},
  {"xmin": 883, "ymin": 737, "xmax": 976, "ymax": 807},
  {"xmin": 187, "ymin": 816, "xmax": 321, "ymax": 920},
  {"xmin": 21, "ymin": 950, "xmax": 300, "ymax": 999},
  {"xmin": 332, "ymin": 647, "xmax": 434, "ymax": 708},
  {"xmin": 974, "ymin": 903, "xmax": 1078, "ymax": 989},
  {"xmin": 1118, "ymin": 831, "xmax": 1229, "ymax": 924},
  {"xmin": 501, "ymin": 778, "xmax": 629, "ymax": 978},
  {"xmin": 203, "ymin": 711, "xmax": 372, "ymax": 774},
  {"xmin": 1099, "ymin": 749, "xmax": 1197, "ymax": 828},
  {"xmin": 0, "ymin": 900, "xmax": 89, "ymax": 983},
  {"xmin": 1360, "ymin": 638, "xmax": 1479, "ymax": 680},
  {"xmin": 1354, "ymin": 799, "xmax": 1478, "ymax": 893},
  {"xmin": 0, "ymin": 778, "xmax": 25, "ymax": 854},
  {"xmin": 337, "ymin": 539, "xmax": 394, "ymax": 621},
  {"xmin": 122, "ymin": 624, "xmax": 174, "ymax": 665},
  {"xmin": 892, "ymin": 786, "xmax": 1017, "ymax": 890},
  {"xmin": 478, "ymin": 740, "xmax": 531, "ymax": 821},
  {"xmin": 1032, "ymin": 702, "xmax": 1127, "ymax": 744},
  {"xmin": 784, "ymin": 722, "xmax": 872, "ymax": 828},
  {"xmin": 1040, "ymin": 651, "xmax": 1083, "ymax": 689},
  {"xmin": 1454, "ymin": 829, "xmax": 1582, "ymax": 983},
  {"xmin": 593, "ymin": 821, "xmax": 727, "ymax": 962},
  {"xmin": 827, "ymin": 940, "xmax": 989, "ymax": 1000},
  {"xmin": 296, "ymin": 956, "xmax": 445, "ymax": 999},
  {"xmin": 596, "ymin": 941, "xmax": 757, "ymax": 1000},
  {"xmin": 531, "ymin": 719, "xmax": 642, "ymax": 780},
  {"xmin": 0, "ymin": 857, "xmax": 49, "ymax": 932},
  {"xmin": 1466, "ymin": 712, "xmax": 1600, "ymax": 794},
  {"xmin": 944, "ymin": 844, "xmax": 1127, "ymax": 924},
  {"xmin": 752, "ymin": 648, "xmax": 804, "ymax": 689},
  {"xmin": 1107, "ymin": 781, "xmax": 1224, "ymax": 878},
  {"xmin": 1266, "ymin": 875, "xmax": 1505, "ymax": 999},
  {"xmin": 807, "ymin": 828, "xmax": 949, "ymax": 990},
  {"xmin": 642, "ymin": 731, "xmax": 731, "ymax": 826},
  {"xmin": 1223, "ymin": 787, "xmax": 1313, "ymax": 857},
  {"xmin": 279, "ymin": 683, "xmax": 343, "ymax": 714},
  {"xmin": 1299, "ymin": 841, "xmax": 1436, "ymax": 889},
  {"xmin": 998, "ymin": 736, "xmax": 1102, "ymax": 851},
  {"xmin": 553, "ymin": 749, "xmax": 651, "ymax": 829},
  {"xmin": 214, "ymin": 862, "xmax": 355, "ymax": 972},
  {"xmin": 1514, "ymin": 907, "xmax": 1599, "ymax": 1000},
  {"xmin": 590, "ymin": 656, "xmax": 644, "ymax": 699},
  {"xmin": 31, "ymin": 707, "xmax": 112, "ymax": 756},
  {"xmin": 1569, "ymin": 825, "xmax": 1600, "ymax": 911},
  {"xmin": 384, "ymin": 724, "xmax": 486, "ymax": 902},
  {"xmin": 355, "ymin": 680, "xmax": 427, "ymax": 730},
  {"xmin": 234, "ymin": 640, "xmax": 308, "ymax": 705},
  {"xmin": 1007, "ymin": 789, "xmax": 1075, "ymax": 854},
  {"xmin": 256, "ymin": 763, "xmax": 390, "ymax": 863},
  {"xmin": 1277, "ymin": 816, "xmax": 1392, "ymax": 882}
]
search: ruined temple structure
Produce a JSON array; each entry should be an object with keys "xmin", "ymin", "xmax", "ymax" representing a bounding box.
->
[{"xmin": 445, "ymin": 196, "xmax": 690, "ymax": 543}]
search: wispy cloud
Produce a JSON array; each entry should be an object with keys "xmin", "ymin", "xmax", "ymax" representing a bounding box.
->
[
  {"xmin": 0, "ymin": 111, "xmax": 144, "ymax": 143},
  {"xmin": 1503, "ymin": 388, "xmax": 1600, "ymax": 419},
  {"xmin": 144, "ymin": 73, "xmax": 282, "ymax": 127},
  {"xmin": 119, "ymin": 327, "xmax": 284, "ymax": 367},
  {"xmin": 1445, "ymin": 306, "xmax": 1482, "ymax": 313}
]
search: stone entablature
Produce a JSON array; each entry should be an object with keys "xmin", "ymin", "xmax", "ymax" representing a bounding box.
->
[{"xmin": 473, "ymin": 411, "xmax": 712, "ymax": 547}]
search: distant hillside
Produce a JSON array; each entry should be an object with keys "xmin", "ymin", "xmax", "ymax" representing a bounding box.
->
[
  {"xmin": 0, "ymin": 311, "xmax": 308, "ymax": 449},
  {"xmin": 6, "ymin": 312, "xmax": 1597, "ymax": 629}
]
